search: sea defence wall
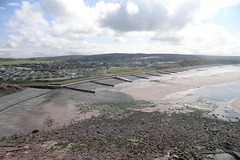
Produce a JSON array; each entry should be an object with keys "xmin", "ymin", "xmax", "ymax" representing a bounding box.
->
[{"xmin": 39, "ymin": 64, "xmax": 222, "ymax": 93}]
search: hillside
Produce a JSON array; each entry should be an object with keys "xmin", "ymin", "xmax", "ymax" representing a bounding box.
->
[
  {"xmin": 29, "ymin": 53, "xmax": 201, "ymax": 63},
  {"xmin": 76, "ymin": 53, "xmax": 201, "ymax": 63},
  {"xmin": 0, "ymin": 58, "xmax": 12, "ymax": 62},
  {"xmin": 29, "ymin": 53, "xmax": 240, "ymax": 64},
  {"xmin": 28, "ymin": 55, "xmax": 85, "ymax": 62}
]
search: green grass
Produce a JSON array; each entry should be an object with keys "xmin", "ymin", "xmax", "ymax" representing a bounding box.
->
[
  {"xmin": 156, "ymin": 63, "xmax": 182, "ymax": 69},
  {"xmin": 0, "ymin": 86, "xmax": 23, "ymax": 97},
  {"xmin": 96, "ymin": 70, "xmax": 105, "ymax": 74},
  {"xmin": 97, "ymin": 67, "xmax": 155, "ymax": 75},
  {"xmin": 7, "ymin": 66, "xmax": 154, "ymax": 86},
  {"xmin": 105, "ymin": 68, "xmax": 139, "ymax": 74},
  {"xmin": 0, "ymin": 88, "xmax": 17, "ymax": 97},
  {"xmin": 0, "ymin": 60, "xmax": 49, "ymax": 66},
  {"xmin": 117, "ymin": 62, "xmax": 132, "ymax": 67},
  {"xmin": 0, "ymin": 80, "xmax": 50, "ymax": 87},
  {"xmin": 0, "ymin": 75, "xmax": 94, "ymax": 86}
]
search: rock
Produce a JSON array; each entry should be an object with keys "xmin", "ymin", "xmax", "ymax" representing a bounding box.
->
[
  {"xmin": 47, "ymin": 150, "xmax": 66, "ymax": 159},
  {"xmin": 231, "ymin": 152, "xmax": 240, "ymax": 159}
]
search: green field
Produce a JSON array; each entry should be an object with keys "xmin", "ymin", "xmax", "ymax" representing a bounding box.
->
[
  {"xmin": 97, "ymin": 67, "xmax": 155, "ymax": 75},
  {"xmin": 0, "ymin": 60, "xmax": 49, "ymax": 66},
  {"xmin": 0, "ymin": 85, "xmax": 24, "ymax": 97},
  {"xmin": 0, "ymin": 88, "xmax": 17, "ymax": 97}
]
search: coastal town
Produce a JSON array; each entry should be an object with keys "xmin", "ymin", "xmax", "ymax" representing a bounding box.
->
[
  {"xmin": 1, "ymin": 0, "xmax": 240, "ymax": 159},
  {"xmin": 0, "ymin": 55, "xmax": 174, "ymax": 82},
  {"xmin": 0, "ymin": 54, "xmax": 240, "ymax": 159},
  {"xmin": 0, "ymin": 64, "xmax": 84, "ymax": 81}
]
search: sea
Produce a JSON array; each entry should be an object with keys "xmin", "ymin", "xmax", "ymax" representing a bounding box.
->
[{"xmin": 164, "ymin": 65, "xmax": 240, "ymax": 121}]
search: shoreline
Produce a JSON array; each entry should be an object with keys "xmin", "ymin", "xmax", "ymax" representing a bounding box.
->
[
  {"xmin": 110, "ymin": 66, "xmax": 240, "ymax": 113},
  {"xmin": 1, "ymin": 65, "xmax": 240, "ymax": 159},
  {"xmin": 1, "ymin": 65, "xmax": 240, "ymax": 136},
  {"xmin": 230, "ymin": 98, "xmax": 240, "ymax": 113},
  {"xmin": 1, "ymin": 106, "xmax": 239, "ymax": 159}
]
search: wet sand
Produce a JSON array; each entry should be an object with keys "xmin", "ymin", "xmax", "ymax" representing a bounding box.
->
[
  {"xmin": 230, "ymin": 98, "xmax": 240, "ymax": 112},
  {"xmin": 1, "ymin": 65, "xmax": 240, "ymax": 159},
  {"xmin": 0, "ymin": 87, "xmax": 133, "ymax": 135},
  {"xmin": 112, "ymin": 66, "xmax": 240, "ymax": 112},
  {"xmin": 0, "ymin": 90, "xmax": 91, "ymax": 136},
  {"xmin": 1, "ymin": 65, "xmax": 240, "ymax": 136}
]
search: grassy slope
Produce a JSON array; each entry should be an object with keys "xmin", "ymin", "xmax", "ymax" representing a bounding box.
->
[
  {"xmin": 31, "ymin": 54, "xmax": 240, "ymax": 67},
  {"xmin": 1, "ymin": 54, "xmax": 240, "ymax": 87},
  {"xmin": 0, "ymin": 87, "xmax": 17, "ymax": 97},
  {"xmin": 97, "ymin": 67, "xmax": 155, "ymax": 75},
  {"xmin": 32, "ymin": 53, "xmax": 202, "ymax": 62},
  {"xmin": 0, "ymin": 60, "xmax": 49, "ymax": 66},
  {"xmin": 0, "ymin": 85, "xmax": 23, "ymax": 97}
]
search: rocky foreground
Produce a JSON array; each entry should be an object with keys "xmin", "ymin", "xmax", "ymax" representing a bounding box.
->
[
  {"xmin": 0, "ymin": 108, "xmax": 240, "ymax": 160},
  {"xmin": 2, "ymin": 66, "xmax": 240, "ymax": 159}
]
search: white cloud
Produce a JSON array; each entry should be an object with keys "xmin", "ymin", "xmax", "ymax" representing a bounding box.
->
[
  {"xmin": 41, "ymin": 0, "xmax": 99, "ymax": 39},
  {"xmin": 126, "ymin": 2, "xmax": 139, "ymax": 15},
  {"xmin": 6, "ymin": 1, "xmax": 49, "ymax": 31},
  {"xmin": 179, "ymin": 23, "xmax": 240, "ymax": 55},
  {"xmin": 5, "ymin": 2, "xmax": 70, "ymax": 51},
  {"xmin": 100, "ymin": 0, "xmax": 170, "ymax": 32},
  {"xmin": 0, "ymin": 7, "xmax": 5, "ymax": 10},
  {"xmin": 1, "ymin": 0, "xmax": 240, "ymax": 58},
  {"xmin": 195, "ymin": 0, "xmax": 240, "ymax": 21},
  {"xmin": 7, "ymin": 3, "xmax": 20, "ymax": 7}
]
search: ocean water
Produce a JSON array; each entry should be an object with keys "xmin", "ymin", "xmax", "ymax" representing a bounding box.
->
[
  {"xmin": 183, "ymin": 65, "xmax": 240, "ymax": 78},
  {"xmin": 162, "ymin": 65, "xmax": 240, "ymax": 121},
  {"xmin": 193, "ymin": 80, "xmax": 240, "ymax": 121},
  {"xmin": 195, "ymin": 80, "xmax": 240, "ymax": 103}
]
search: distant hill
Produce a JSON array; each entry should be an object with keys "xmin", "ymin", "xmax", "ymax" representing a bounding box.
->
[
  {"xmin": 30, "ymin": 53, "xmax": 203, "ymax": 63},
  {"xmin": 0, "ymin": 58, "xmax": 12, "ymax": 62},
  {"xmin": 28, "ymin": 53, "xmax": 240, "ymax": 65},
  {"xmin": 27, "ymin": 55, "xmax": 85, "ymax": 62},
  {"xmin": 75, "ymin": 53, "xmax": 202, "ymax": 62}
]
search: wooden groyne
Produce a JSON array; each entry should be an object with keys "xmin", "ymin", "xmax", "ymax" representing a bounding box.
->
[
  {"xmin": 144, "ymin": 72, "xmax": 161, "ymax": 76},
  {"xmin": 112, "ymin": 76, "xmax": 132, "ymax": 82},
  {"xmin": 63, "ymin": 86, "xmax": 95, "ymax": 93},
  {"xmin": 131, "ymin": 75, "xmax": 149, "ymax": 79},
  {"xmin": 155, "ymin": 71, "xmax": 171, "ymax": 74},
  {"xmin": 89, "ymin": 81, "xmax": 115, "ymax": 87}
]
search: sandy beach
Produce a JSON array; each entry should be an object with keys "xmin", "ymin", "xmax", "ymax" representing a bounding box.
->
[
  {"xmin": 1, "ymin": 65, "xmax": 240, "ymax": 136},
  {"xmin": 1, "ymin": 65, "xmax": 240, "ymax": 159},
  {"xmin": 230, "ymin": 98, "xmax": 240, "ymax": 112},
  {"xmin": 110, "ymin": 65, "xmax": 240, "ymax": 113}
]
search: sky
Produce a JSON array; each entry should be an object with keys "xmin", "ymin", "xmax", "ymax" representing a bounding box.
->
[{"xmin": 0, "ymin": 0, "xmax": 240, "ymax": 58}]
